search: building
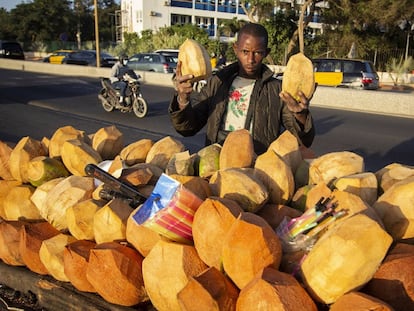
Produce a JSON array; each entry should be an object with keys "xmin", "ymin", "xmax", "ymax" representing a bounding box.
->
[
  {"xmin": 119, "ymin": 0, "xmax": 326, "ymax": 42},
  {"xmin": 119, "ymin": 0, "xmax": 250, "ymax": 42}
]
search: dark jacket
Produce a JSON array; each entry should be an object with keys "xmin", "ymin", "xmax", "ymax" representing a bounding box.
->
[{"xmin": 169, "ymin": 62, "xmax": 315, "ymax": 154}]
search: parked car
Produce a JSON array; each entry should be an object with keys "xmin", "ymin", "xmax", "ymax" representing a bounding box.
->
[
  {"xmin": 62, "ymin": 50, "xmax": 118, "ymax": 67},
  {"xmin": 127, "ymin": 52, "xmax": 177, "ymax": 73},
  {"xmin": 43, "ymin": 49, "xmax": 73, "ymax": 64},
  {"xmin": 154, "ymin": 49, "xmax": 179, "ymax": 61},
  {"xmin": 0, "ymin": 40, "xmax": 25, "ymax": 60},
  {"xmin": 312, "ymin": 58, "xmax": 380, "ymax": 90}
]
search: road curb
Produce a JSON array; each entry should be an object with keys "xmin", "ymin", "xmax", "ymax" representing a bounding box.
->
[{"xmin": 311, "ymin": 86, "xmax": 414, "ymax": 119}]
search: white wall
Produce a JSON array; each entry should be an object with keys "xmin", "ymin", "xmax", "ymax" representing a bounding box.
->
[{"xmin": 121, "ymin": 0, "xmax": 249, "ymax": 38}]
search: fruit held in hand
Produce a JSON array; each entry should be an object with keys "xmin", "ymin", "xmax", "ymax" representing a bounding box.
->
[
  {"xmin": 282, "ymin": 52, "xmax": 315, "ymax": 101},
  {"xmin": 178, "ymin": 38, "xmax": 212, "ymax": 82}
]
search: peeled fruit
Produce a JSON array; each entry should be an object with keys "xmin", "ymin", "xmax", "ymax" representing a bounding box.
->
[
  {"xmin": 178, "ymin": 38, "xmax": 212, "ymax": 82},
  {"xmin": 282, "ymin": 52, "xmax": 315, "ymax": 101},
  {"xmin": 301, "ymin": 213, "xmax": 392, "ymax": 304},
  {"xmin": 220, "ymin": 129, "xmax": 255, "ymax": 170},
  {"xmin": 27, "ymin": 156, "xmax": 70, "ymax": 187},
  {"xmin": 197, "ymin": 143, "xmax": 221, "ymax": 178},
  {"xmin": 209, "ymin": 168, "xmax": 268, "ymax": 213},
  {"xmin": 309, "ymin": 151, "xmax": 364, "ymax": 185}
]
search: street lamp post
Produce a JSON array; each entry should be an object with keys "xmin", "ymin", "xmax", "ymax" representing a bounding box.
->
[{"xmin": 94, "ymin": 0, "xmax": 101, "ymax": 67}]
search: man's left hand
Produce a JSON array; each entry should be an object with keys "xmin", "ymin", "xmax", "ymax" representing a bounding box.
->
[
  {"xmin": 279, "ymin": 91, "xmax": 310, "ymax": 114},
  {"xmin": 279, "ymin": 91, "xmax": 310, "ymax": 124}
]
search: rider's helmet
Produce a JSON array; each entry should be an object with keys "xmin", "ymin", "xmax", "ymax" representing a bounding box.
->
[{"xmin": 119, "ymin": 53, "xmax": 129, "ymax": 66}]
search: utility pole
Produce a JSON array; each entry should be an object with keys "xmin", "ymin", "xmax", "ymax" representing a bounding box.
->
[
  {"xmin": 75, "ymin": 0, "xmax": 81, "ymax": 50},
  {"xmin": 405, "ymin": 23, "xmax": 413, "ymax": 62},
  {"xmin": 94, "ymin": 0, "xmax": 101, "ymax": 67}
]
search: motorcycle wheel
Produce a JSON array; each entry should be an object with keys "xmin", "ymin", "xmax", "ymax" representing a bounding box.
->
[
  {"xmin": 102, "ymin": 101, "xmax": 114, "ymax": 112},
  {"xmin": 100, "ymin": 90, "xmax": 114, "ymax": 112},
  {"xmin": 132, "ymin": 96, "xmax": 148, "ymax": 118}
]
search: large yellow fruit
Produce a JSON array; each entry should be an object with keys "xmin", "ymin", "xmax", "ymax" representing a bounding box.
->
[
  {"xmin": 178, "ymin": 38, "xmax": 212, "ymax": 82},
  {"xmin": 282, "ymin": 52, "xmax": 315, "ymax": 101}
]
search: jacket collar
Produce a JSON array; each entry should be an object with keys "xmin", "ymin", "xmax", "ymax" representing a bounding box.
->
[{"xmin": 216, "ymin": 62, "xmax": 274, "ymax": 84}]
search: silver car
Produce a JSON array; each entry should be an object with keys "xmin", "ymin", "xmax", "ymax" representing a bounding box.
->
[{"xmin": 127, "ymin": 53, "xmax": 177, "ymax": 73}]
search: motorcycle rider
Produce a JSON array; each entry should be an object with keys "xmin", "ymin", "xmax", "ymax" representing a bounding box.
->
[{"xmin": 110, "ymin": 53, "xmax": 137, "ymax": 105}]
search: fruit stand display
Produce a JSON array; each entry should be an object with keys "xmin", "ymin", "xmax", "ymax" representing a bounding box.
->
[{"xmin": 0, "ymin": 122, "xmax": 413, "ymax": 311}]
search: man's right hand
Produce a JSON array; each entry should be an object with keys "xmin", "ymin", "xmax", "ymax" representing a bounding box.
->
[{"xmin": 175, "ymin": 61, "xmax": 194, "ymax": 109}]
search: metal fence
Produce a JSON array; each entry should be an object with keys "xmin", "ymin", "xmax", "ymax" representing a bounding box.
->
[
  {"xmin": 367, "ymin": 48, "xmax": 414, "ymax": 72},
  {"xmin": 307, "ymin": 47, "xmax": 413, "ymax": 72}
]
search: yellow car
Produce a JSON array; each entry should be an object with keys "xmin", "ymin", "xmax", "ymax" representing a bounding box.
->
[{"xmin": 43, "ymin": 49, "xmax": 74, "ymax": 64}]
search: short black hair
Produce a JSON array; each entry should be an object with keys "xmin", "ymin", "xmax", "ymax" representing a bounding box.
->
[{"xmin": 237, "ymin": 23, "xmax": 268, "ymax": 47}]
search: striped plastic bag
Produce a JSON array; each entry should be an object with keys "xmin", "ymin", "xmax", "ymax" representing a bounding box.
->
[{"xmin": 132, "ymin": 173, "xmax": 203, "ymax": 244}]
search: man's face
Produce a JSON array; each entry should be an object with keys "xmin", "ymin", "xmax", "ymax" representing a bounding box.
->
[{"xmin": 233, "ymin": 33, "xmax": 269, "ymax": 79}]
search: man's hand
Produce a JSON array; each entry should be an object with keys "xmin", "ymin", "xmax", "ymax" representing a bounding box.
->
[
  {"xmin": 279, "ymin": 90, "xmax": 310, "ymax": 124},
  {"xmin": 175, "ymin": 61, "xmax": 194, "ymax": 109}
]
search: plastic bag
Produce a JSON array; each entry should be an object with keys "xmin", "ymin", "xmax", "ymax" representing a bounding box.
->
[
  {"xmin": 132, "ymin": 173, "xmax": 203, "ymax": 244},
  {"xmin": 276, "ymin": 216, "xmax": 317, "ymax": 253}
]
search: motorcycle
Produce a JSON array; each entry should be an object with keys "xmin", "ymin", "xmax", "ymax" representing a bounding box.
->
[{"xmin": 98, "ymin": 71, "xmax": 148, "ymax": 118}]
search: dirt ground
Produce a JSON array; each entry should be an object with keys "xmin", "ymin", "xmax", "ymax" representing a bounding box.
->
[
  {"xmin": 379, "ymin": 82, "xmax": 414, "ymax": 92},
  {"xmin": 0, "ymin": 283, "xmax": 46, "ymax": 311}
]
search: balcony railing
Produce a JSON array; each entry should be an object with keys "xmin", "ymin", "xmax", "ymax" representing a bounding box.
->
[{"xmin": 171, "ymin": 0, "xmax": 246, "ymax": 14}]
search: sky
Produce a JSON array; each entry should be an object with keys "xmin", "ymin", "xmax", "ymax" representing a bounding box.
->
[{"xmin": 0, "ymin": 0, "xmax": 27, "ymax": 11}]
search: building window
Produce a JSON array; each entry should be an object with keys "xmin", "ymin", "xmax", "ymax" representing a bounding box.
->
[
  {"xmin": 171, "ymin": 14, "xmax": 191, "ymax": 26},
  {"xmin": 136, "ymin": 10, "xmax": 143, "ymax": 23}
]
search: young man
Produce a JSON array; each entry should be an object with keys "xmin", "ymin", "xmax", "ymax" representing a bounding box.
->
[
  {"xmin": 169, "ymin": 23, "xmax": 315, "ymax": 154},
  {"xmin": 110, "ymin": 54, "xmax": 137, "ymax": 105}
]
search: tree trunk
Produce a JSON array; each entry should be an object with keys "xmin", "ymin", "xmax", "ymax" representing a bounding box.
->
[{"xmin": 286, "ymin": 0, "xmax": 315, "ymax": 59}]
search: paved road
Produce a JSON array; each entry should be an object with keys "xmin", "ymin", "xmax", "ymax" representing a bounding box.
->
[{"xmin": 0, "ymin": 69, "xmax": 413, "ymax": 172}]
